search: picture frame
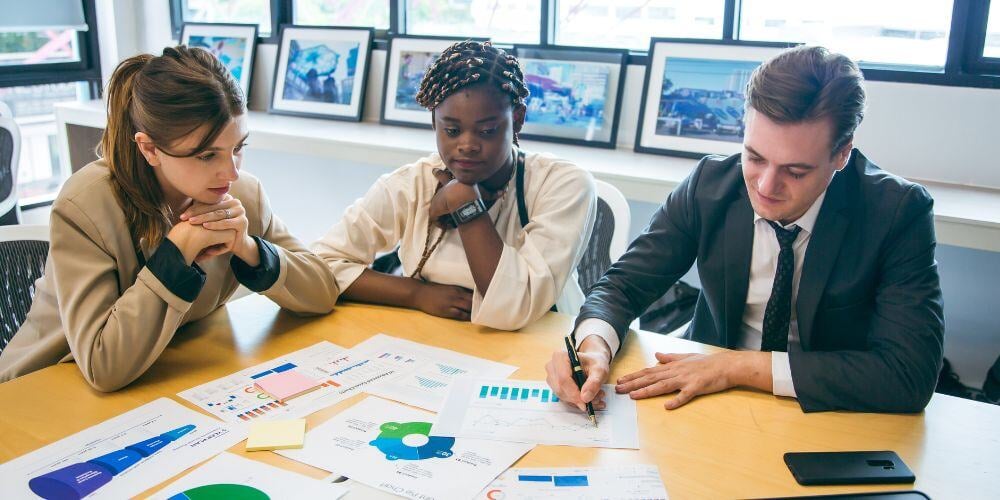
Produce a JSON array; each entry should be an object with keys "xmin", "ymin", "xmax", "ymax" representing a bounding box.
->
[
  {"xmin": 635, "ymin": 38, "xmax": 796, "ymax": 159},
  {"xmin": 180, "ymin": 23, "xmax": 258, "ymax": 100},
  {"xmin": 514, "ymin": 45, "xmax": 628, "ymax": 149},
  {"xmin": 270, "ymin": 25, "xmax": 374, "ymax": 122},
  {"xmin": 380, "ymin": 35, "xmax": 488, "ymax": 129}
]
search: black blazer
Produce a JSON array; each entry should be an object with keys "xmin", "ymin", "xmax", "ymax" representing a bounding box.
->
[{"xmin": 578, "ymin": 150, "xmax": 944, "ymax": 412}]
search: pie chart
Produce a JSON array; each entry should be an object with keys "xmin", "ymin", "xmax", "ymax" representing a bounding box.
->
[
  {"xmin": 369, "ymin": 421, "xmax": 455, "ymax": 461},
  {"xmin": 166, "ymin": 483, "xmax": 269, "ymax": 500}
]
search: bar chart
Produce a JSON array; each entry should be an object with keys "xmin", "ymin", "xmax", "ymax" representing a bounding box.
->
[{"xmin": 478, "ymin": 384, "xmax": 560, "ymax": 403}]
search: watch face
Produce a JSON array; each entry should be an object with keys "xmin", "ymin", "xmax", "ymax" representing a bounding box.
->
[{"xmin": 459, "ymin": 204, "xmax": 479, "ymax": 218}]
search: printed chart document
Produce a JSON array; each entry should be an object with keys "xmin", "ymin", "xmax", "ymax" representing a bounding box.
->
[
  {"xmin": 152, "ymin": 452, "xmax": 349, "ymax": 500},
  {"xmin": 178, "ymin": 342, "xmax": 397, "ymax": 424},
  {"xmin": 278, "ymin": 397, "xmax": 533, "ymax": 500},
  {"xmin": 0, "ymin": 398, "xmax": 246, "ymax": 500},
  {"xmin": 432, "ymin": 378, "xmax": 639, "ymax": 449},
  {"xmin": 478, "ymin": 465, "xmax": 668, "ymax": 499},
  {"xmin": 350, "ymin": 334, "xmax": 518, "ymax": 412}
]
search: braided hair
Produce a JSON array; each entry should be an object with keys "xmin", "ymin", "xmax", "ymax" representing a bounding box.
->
[{"xmin": 415, "ymin": 40, "xmax": 530, "ymax": 144}]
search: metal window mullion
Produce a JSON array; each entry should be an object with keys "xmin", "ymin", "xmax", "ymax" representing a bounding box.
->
[
  {"xmin": 723, "ymin": 0, "xmax": 740, "ymax": 40},
  {"xmin": 541, "ymin": 0, "xmax": 553, "ymax": 45}
]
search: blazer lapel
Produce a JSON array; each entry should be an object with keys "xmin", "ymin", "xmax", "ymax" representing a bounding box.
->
[
  {"xmin": 723, "ymin": 189, "xmax": 754, "ymax": 347},
  {"xmin": 796, "ymin": 168, "xmax": 851, "ymax": 350}
]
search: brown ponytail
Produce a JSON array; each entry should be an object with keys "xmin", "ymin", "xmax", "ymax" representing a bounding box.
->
[{"xmin": 99, "ymin": 45, "xmax": 245, "ymax": 249}]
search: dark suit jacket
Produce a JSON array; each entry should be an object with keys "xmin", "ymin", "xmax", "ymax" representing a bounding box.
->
[{"xmin": 578, "ymin": 150, "xmax": 944, "ymax": 412}]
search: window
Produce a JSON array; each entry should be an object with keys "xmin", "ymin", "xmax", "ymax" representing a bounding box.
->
[
  {"xmin": 405, "ymin": 0, "xmax": 541, "ymax": 44},
  {"xmin": 738, "ymin": 0, "xmax": 954, "ymax": 70},
  {"xmin": 555, "ymin": 0, "xmax": 726, "ymax": 50},
  {"xmin": 0, "ymin": 0, "xmax": 100, "ymax": 206},
  {"xmin": 294, "ymin": 0, "xmax": 390, "ymax": 29},
  {"xmin": 180, "ymin": 0, "xmax": 272, "ymax": 37},
  {"xmin": 986, "ymin": 1, "xmax": 1000, "ymax": 58},
  {"xmin": 0, "ymin": 83, "xmax": 89, "ymax": 204},
  {"xmin": 0, "ymin": 30, "xmax": 82, "ymax": 66}
]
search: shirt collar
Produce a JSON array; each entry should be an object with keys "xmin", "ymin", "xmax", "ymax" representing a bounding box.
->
[{"xmin": 753, "ymin": 189, "xmax": 827, "ymax": 235}]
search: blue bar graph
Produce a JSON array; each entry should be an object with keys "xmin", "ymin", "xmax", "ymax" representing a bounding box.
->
[
  {"xmin": 250, "ymin": 362, "xmax": 298, "ymax": 380},
  {"xmin": 478, "ymin": 385, "xmax": 560, "ymax": 403}
]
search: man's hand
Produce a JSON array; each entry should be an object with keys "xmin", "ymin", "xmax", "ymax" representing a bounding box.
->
[
  {"xmin": 545, "ymin": 335, "xmax": 612, "ymax": 412},
  {"xmin": 615, "ymin": 351, "xmax": 772, "ymax": 409}
]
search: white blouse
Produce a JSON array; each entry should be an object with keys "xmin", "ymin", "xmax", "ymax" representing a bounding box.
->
[{"xmin": 313, "ymin": 150, "xmax": 597, "ymax": 330}]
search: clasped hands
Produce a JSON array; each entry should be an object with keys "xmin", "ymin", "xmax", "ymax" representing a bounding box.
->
[{"xmin": 166, "ymin": 194, "xmax": 259, "ymax": 267}]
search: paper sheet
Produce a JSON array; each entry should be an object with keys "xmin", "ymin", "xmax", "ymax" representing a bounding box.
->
[
  {"xmin": 178, "ymin": 342, "xmax": 396, "ymax": 424},
  {"xmin": 478, "ymin": 465, "xmax": 668, "ymax": 499},
  {"xmin": 432, "ymin": 378, "xmax": 639, "ymax": 449},
  {"xmin": 0, "ymin": 398, "xmax": 246, "ymax": 500},
  {"xmin": 277, "ymin": 396, "xmax": 533, "ymax": 500},
  {"xmin": 351, "ymin": 333, "xmax": 518, "ymax": 412},
  {"xmin": 152, "ymin": 452, "xmax": 349, "ymax": 500}
]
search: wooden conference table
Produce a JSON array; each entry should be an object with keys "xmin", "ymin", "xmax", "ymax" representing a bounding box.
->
[{"xmin": 1, "ymin": 295, "xmax": 997, "ymax": 499}]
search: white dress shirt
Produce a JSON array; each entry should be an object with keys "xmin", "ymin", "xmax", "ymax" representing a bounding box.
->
[
  {"xmin": 313, "ymin": 151, "xmax": 597, "ymax": 330},
  {"xmin": 576, "ymin": 190, "xmax": 828, "ymax": 399}
]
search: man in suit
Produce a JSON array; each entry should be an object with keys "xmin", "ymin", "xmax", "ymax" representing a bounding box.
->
[{"xmin": 546, "ymin": 46, "xmax": 944, "ymax": 413}]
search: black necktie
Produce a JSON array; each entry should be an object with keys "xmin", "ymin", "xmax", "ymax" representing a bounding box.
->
[{"xmin": 761, "ymin": 221, "xmax": 801, "ymax": 352}]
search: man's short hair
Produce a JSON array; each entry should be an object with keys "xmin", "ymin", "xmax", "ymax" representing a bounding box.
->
[{"xmin": 746, "ymin": 45, "xmax": 866, "ymax": 155}]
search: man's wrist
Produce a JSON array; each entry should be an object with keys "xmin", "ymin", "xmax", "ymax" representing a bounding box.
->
[
  {"xmin": 580, "ymin": 335, "xmax": 612, "ymax": 364},
  {"xmin": 724, "ymin": 351, "xmax": 771, "ymax": 391}
]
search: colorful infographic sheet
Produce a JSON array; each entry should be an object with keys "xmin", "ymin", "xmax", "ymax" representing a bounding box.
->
[
  {"xmin": 0, "ymin": 398, "xmax": 245, "ymax": 500},
  {"xmin": 152, "ymin": 452, "xmax": 349, "ymax": 500},
  {"xmin": 432, "ymin": 378, "xmax": 639, "ymax": 449},
  {"xmin": 478, "ymin": 465, "xmax": 669, "ymax": 499},
  {"xmin": 277, "ymin": 397, "xmax": 533, "ymax": 500},
  {"xmin": 178, "ymin": 342, "xmax": 397, "ymax": 424},
  {"xmin": 350, "ymin": 334, "xmax": 518, "ymax": 411}
]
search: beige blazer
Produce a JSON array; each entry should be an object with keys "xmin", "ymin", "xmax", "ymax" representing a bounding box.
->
[{"xmin": 0, "ymin": 160, "xmax": 339, "ymax": 390}]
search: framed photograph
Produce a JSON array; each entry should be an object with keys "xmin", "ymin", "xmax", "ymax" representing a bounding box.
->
[
  {"xmin": 180, "ymin": 23, "xmax": 258, "ymax": 100},
  {"xmin": 270, "ymin": 25, "xmax": 374, "ymax": 122},
  {"xmin": 380, "ymin": 35, "xmax": 487, "ymax": 129},
  {"xmin": 514, "ymin": 45, "xmax": 627, "ymax": 149},
  {"xmin": 635, "ymin": 39, "xmax": 795, "ymax": 158}
]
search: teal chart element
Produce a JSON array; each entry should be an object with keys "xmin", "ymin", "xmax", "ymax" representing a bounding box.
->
[{"xmin": 368, "ymin": 421, "xmax": 454, "ymax": 461}]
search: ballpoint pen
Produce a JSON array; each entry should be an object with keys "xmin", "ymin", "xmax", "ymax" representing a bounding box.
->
[{"xmin": 564, "ymin": 335, "xmax": 597, "ymax": 427}]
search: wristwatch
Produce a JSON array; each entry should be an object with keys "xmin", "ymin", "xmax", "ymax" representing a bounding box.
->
[{"xmin": 449, "ymin": 198, "xmax": 488, "ymax": 226}]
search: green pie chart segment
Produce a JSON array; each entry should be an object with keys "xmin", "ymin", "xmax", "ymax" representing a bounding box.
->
[
  {"xmin": 167, "ymin": 483, "xmax": 270, "ymax": 500},
  {"xmin": 369, "ymin": 421, "xmax": 455, "ymax": 461}
]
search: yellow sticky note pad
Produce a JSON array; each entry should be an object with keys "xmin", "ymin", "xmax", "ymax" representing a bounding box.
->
[{"xmin": 245, "ymin": 419, "xmax": 306, "ymax": 452}]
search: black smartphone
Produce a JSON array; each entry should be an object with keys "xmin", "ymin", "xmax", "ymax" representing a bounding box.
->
[
  {"xmin": 784, "ymin": 451, "xmax": 915, "ymax": 486},
  {"xmin": 764, "ymin": 491, "xmax": 929, "ymax": 499}
]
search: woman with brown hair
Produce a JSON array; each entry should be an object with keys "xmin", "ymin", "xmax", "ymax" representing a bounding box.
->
[{"xmin": 0, "ymin": 46, "xmax": 339, "ymax": 391}]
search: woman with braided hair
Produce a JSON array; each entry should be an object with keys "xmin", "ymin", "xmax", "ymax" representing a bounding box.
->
[{"xmin": 314, "ymin": 40, "xmax": 596, "ymax": 329}]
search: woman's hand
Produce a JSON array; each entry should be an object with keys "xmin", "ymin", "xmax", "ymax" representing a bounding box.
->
[
  {"xmin": 428, "ymin": 168, "xmax": 508, "ymax": 226},
  {"xmin": 181, "ymin": 195, "xmax": 260, "ymax": 266},
  {"xmin": 429, "ymin": 169, "xmax": 481, "ymax": 224},
  {"xmin": 409, "ymin": 279, "xmax": 474, "ymax": 321},
  {"xmin": 166, "ymin": 221, "xmax": 236, "ymax": 265}
]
